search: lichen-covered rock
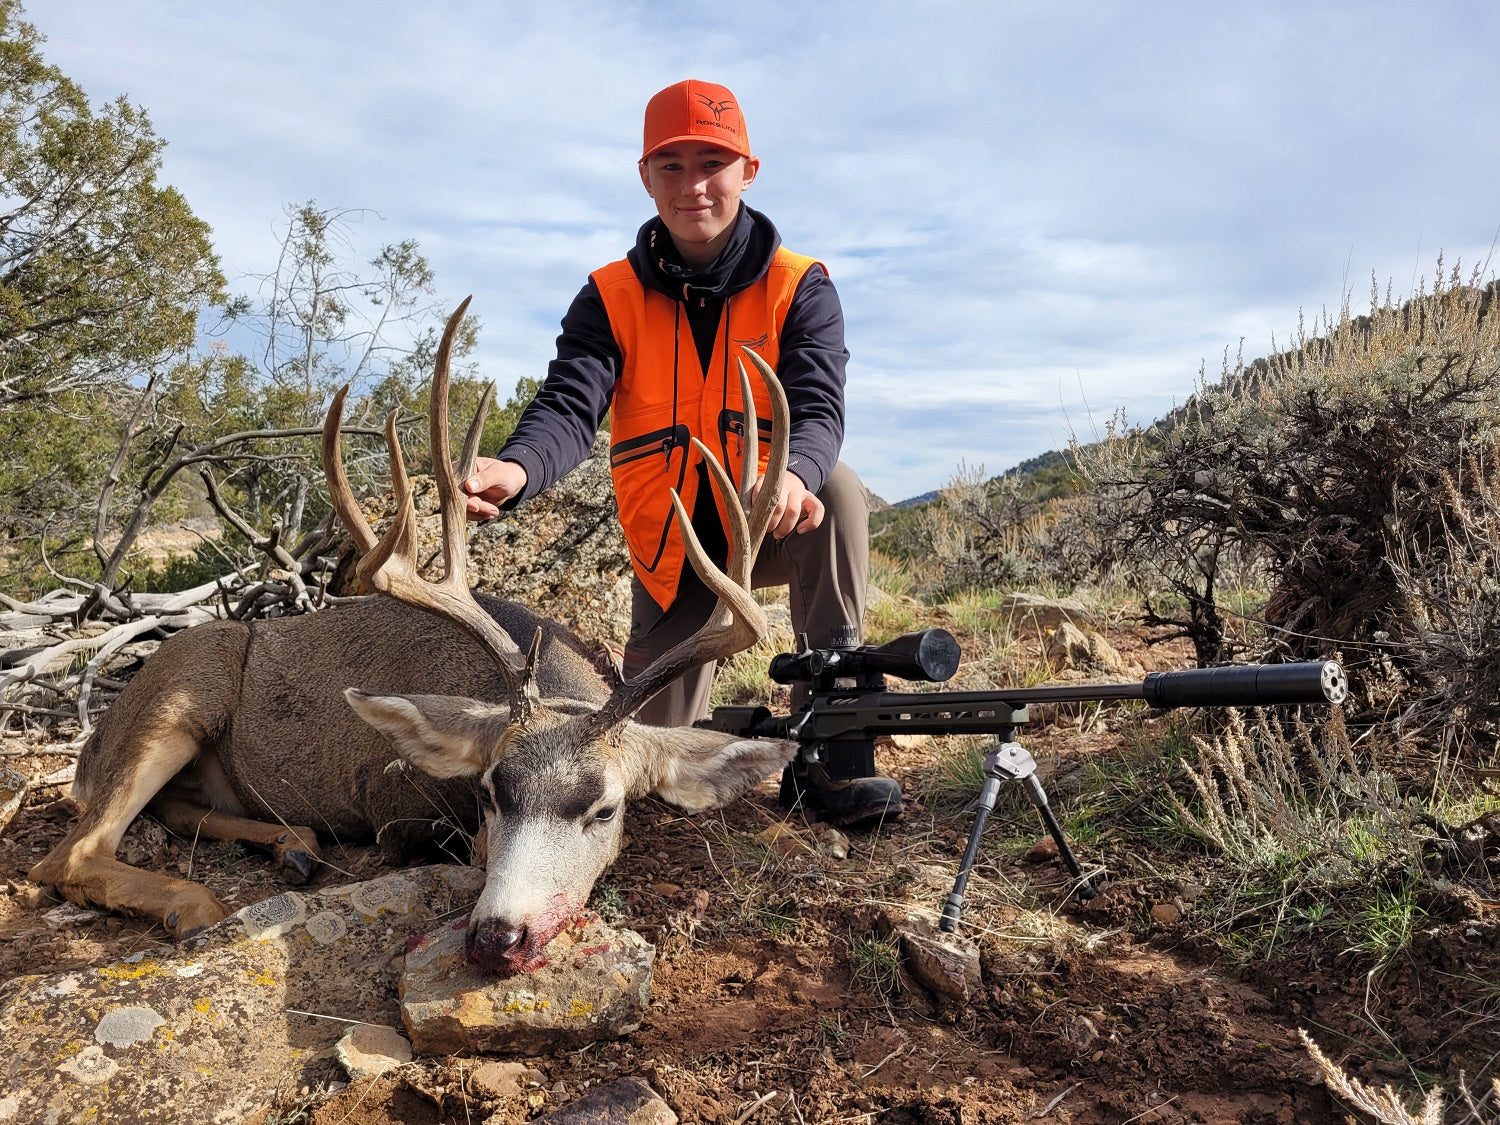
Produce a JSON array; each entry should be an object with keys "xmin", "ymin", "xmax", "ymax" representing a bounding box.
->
[
  {"xmin": 329, "ymin": 434, "xmax": 632, "ymax": 650},
  {"xmin": 0, "ymin": 864, "xmax": 484, "ymax": 1124},
  {"xmin": 1045, "ymin": 620, "xmax": 1125, "ymax": 673},
  {"xmin": 400, "ymin": 915, "xmax": 655, "ymax": 1055}
]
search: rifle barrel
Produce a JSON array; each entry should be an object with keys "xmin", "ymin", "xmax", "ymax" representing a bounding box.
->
[
  {"xmin": 1140, "ymin": 661, "xmax": 1347, "ymax": 707},
  {"xmin": 839, "ymin": 661, "xmax": 1343, "ymax": 712}
]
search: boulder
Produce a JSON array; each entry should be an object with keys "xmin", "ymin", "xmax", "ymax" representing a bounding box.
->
[
  {"xmin": 1045, "ymin": 620, "xmax": 1125, "ymax": 673},
  {"xmin": 997, "ymin": 592, "xmax": 1096, "ymax": 633},
  {"xmin": 400, "ymin": 915, "xmax": 655, "ymax": 1055}
]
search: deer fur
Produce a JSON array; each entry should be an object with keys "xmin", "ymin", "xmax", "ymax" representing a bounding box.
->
[{"xmin": 31, "ymin": 299, "xmax": 798, "ymax": 977}]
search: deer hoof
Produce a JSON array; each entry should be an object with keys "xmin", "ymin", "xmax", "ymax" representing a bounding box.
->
[
  {"xmin": 278, "ymin": 848, "xmax": 316, "ymax": 885},
  {"xmin": 273, "ymin": 828, "xmax": 321, "ymax": 885},
  {"xmin": 164, "ymin": 897, "xmax": 230, "ymax": 940}
]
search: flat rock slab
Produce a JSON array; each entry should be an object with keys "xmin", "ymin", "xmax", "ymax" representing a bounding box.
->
[
  {"xmin": 0, "ymin": 864, "xmax": 484, "ymax": 1125},
  {"xmin": 401, "ymin": 915, "xmax": 655, "ymax": 1055}
]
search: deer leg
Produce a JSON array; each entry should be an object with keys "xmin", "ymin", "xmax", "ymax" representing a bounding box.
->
[
  {"xmin": 30, "ymin": 728, "xmax": 232, "ymax": 939},
  {"xmin": 147, "ymin": 793, "xmax": 321, "ymax": 885}
]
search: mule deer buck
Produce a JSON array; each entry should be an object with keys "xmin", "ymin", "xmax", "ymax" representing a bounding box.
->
[{"xmin": 30, "ymin": 299, "xmax": 796, "ymax": 976}]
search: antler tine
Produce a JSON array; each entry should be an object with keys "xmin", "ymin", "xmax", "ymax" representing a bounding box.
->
[
  {"xmin": 739, "ymin": 348, "xmax": 791, "ymax": 554},
  {"xmin": 321, "ymin": 385, "xmax": 379, "ymax": 556},
  {"xmin": 353, "ymin": 409, "xmax": 422, "ymax": 591},
  {"xmin": 584, "ymin": 360, "xmax": 791, "ymax": 733},
  {"xmin": 321, "ymin": 298, "xmax": 538, "ymax": 724},
  {"xmin": 734, "ymin": 359, "xmax": 760, "ymax": 504},
  {"xmin": 429, "ymin": 297, "xmax": 473, "ymax": 588},
  {"xmin": 458, "ymin": 379, "xmax": 496, "ymax": 483}
]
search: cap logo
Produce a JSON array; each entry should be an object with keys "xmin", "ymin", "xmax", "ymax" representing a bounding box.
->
[{"xmin": 695, "ymin": 93, "xmax": 737, "ymax": 132}]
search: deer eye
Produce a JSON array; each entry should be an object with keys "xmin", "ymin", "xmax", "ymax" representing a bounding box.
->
[{"xmin": 589, "ymin": 806, "xmax": 618, "ymax": 827}]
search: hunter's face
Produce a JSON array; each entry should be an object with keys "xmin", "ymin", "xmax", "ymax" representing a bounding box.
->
[{"xmin": 639, "ymin": 145, "xmax": 759, "ymax": 267}]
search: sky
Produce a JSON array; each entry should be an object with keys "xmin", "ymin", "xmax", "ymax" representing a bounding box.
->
[{"xmin": 28, "ymin": 0, "xmax": 1500, "ymax": 503}]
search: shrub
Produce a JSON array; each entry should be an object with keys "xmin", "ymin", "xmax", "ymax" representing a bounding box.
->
[
  {"xmin": 1080, "ymin": 268, "xmax": 1500, "ymax": 750},
  {"xmin": 878, "ymin": 462, "xmax": 1098, "ymax": 602}
]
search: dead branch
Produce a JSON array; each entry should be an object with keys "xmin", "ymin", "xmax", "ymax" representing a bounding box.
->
[
  {"xmin": 1, "ymin": 570, "xmax": 256, "ymax": 729},
  {"xmin": 78, "ymin": 418, "xmax": 393, "ymax": 623},
  {"xmin": 200, "ymin": 468, "xmax": 318, "ymax": 614}
]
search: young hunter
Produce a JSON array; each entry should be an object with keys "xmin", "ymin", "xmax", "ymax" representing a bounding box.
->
[{"xmin": 462, "ymin": 79, "xmax": 899, "ymax": 827}]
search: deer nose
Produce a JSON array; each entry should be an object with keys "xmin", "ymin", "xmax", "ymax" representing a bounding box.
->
[{"xmin": 466, "ymin": 919, "xmax": 528, "ymax": 971}]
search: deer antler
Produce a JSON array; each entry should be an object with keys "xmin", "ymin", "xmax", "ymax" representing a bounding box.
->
[
  {"xmin": 321, "ymin": 298, "xmax": 540, "ymax": 723},
  {"xmin": 583, "ymin": 348, "xmax": 790, "ymax": 734}
]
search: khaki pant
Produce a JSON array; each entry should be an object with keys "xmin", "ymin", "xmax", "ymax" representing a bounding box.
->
[{"xmin": 623, "ymin": 461, "xmax": 870, "ymax": 727}]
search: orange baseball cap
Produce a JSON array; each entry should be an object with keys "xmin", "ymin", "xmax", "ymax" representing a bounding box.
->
[{"xmin": 640, "ymin": 79, "xmax": 751, "ymax": 162}]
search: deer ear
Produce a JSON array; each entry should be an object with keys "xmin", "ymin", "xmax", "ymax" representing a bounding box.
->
[
  {"xmin": 344, "ymin": 689, "xmax": 512, "ymax": 779},
  {"xmin": 619, "ymin": 724, "xmax": 796, "ymax": 811}
]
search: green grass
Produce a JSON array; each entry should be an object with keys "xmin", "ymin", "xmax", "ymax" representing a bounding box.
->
[
  {"xmin": 847, "ymin": 933, "xmax": 903, "ymax": 999},
  {"xmin": 941, "ymin": 587, "xmax": 1020, "ymax": 643},
  {"xmin": 1343, "ymin": 882, "xmax": 1425, "ymax": 966},
  {"xmin": 755, "ymin": 897, "xmax": 801, "ymax": 939}
]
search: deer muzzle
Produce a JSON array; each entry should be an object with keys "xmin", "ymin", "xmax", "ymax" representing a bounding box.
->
[{"xmin": 464, "ymin": 895, "xmax": 585, "ymax": 976}]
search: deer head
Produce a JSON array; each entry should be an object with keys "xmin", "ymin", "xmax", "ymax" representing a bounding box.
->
[{"xmin": 322, "ymin": 299, "xmax": 794, "ymax": 975}]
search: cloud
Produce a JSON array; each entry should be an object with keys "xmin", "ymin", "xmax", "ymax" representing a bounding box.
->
[{"xmin": 25, "ymin": 0, "xmax": 1500, "ymax": 502}]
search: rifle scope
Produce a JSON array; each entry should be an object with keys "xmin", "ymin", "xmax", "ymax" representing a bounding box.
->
[{"xmin": 767, "ymin": 628, "xmax": 961, "ymax": 687}]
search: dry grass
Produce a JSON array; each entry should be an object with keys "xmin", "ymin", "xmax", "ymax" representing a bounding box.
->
[{"xmin": 1299, "ymin": 1030, "xmax": 1500, "ymax": 1125}]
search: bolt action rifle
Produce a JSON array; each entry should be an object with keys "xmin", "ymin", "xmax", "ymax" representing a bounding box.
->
[{"xmin": 695, "ymin": 627, "xmax": 1348, "ymax": 933}]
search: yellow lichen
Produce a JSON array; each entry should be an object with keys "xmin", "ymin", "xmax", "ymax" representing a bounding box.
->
[
  {"xmin": 51, "ymin": 1041, "xmax": 82, "ymax": 1063},
  {"xmin": 99, "ymin": 960, "xmax": 162, "ymax": 982}
]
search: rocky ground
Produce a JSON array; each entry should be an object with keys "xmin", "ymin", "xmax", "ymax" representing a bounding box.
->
[{"xmin": 1, "ymin": 607, "xmax": 1495, "ymax": 1123}]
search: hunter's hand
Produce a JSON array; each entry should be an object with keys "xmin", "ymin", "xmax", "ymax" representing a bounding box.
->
[
  {"xmin": 753, "ymin": 470, "xmax": 824, "ymax": 539},
  {"xmin": 463, "ymin": 457, "xmax": 528, "ymax": 521}
]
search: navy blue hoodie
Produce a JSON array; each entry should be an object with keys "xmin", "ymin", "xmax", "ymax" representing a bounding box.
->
[{"xmin": 496, "ymin": 205, "xmax": 848, "ymax": 505}]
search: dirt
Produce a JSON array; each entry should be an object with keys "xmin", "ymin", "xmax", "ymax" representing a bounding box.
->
[{"xmin": 2, "ymin": 626, "xmax": 1495, "ymax": 1124}]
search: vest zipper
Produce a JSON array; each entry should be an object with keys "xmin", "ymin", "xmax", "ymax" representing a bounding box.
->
[{"xmin": 670, "ymin": 302, "xmax": 681, "ymax": 462}]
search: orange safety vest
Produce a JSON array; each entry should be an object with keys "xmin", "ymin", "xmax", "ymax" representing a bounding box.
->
[{"xmin": 594, "ymin": 247, "xmax": 822, "ymax": 609}]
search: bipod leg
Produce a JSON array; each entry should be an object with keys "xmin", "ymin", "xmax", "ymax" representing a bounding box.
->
[{"xmin": 938, "ymin": 738, "xmax": 1097, "ymax": 934}]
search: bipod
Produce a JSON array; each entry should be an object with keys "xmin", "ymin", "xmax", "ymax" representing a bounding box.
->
[{"xmin": 938, "ymin": 736, "xmax": 1099, "ymax": 933}]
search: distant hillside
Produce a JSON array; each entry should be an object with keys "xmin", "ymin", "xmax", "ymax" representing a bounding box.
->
[
  {"xmin": 870, "ymin": 444, "xmax": 1083, "ymax": 549},
  {"xmin": 872, "ymin": 277, "xmax": 1500, "ymax": 560}
]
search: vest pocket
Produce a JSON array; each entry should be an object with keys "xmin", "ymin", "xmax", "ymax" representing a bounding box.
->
[
  {"xmin": 716, "ymin": 409, "xmax": 776, "ymax": 468},
  {"xmin": 609, "ymin": 424, "xmax": 692, "ymax": 470},
  {"xmin": 611, "ymin": 424, "xmax": 694, "ymax": 573}
]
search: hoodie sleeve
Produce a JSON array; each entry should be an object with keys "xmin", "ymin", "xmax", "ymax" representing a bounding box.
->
[
  {"xmin": 777, "ymin": 264, "xmax": 849, "ymax": 496},
  {"xmin": 494, "ymin": 278, "xmax": 620, "ymax": 504}
]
